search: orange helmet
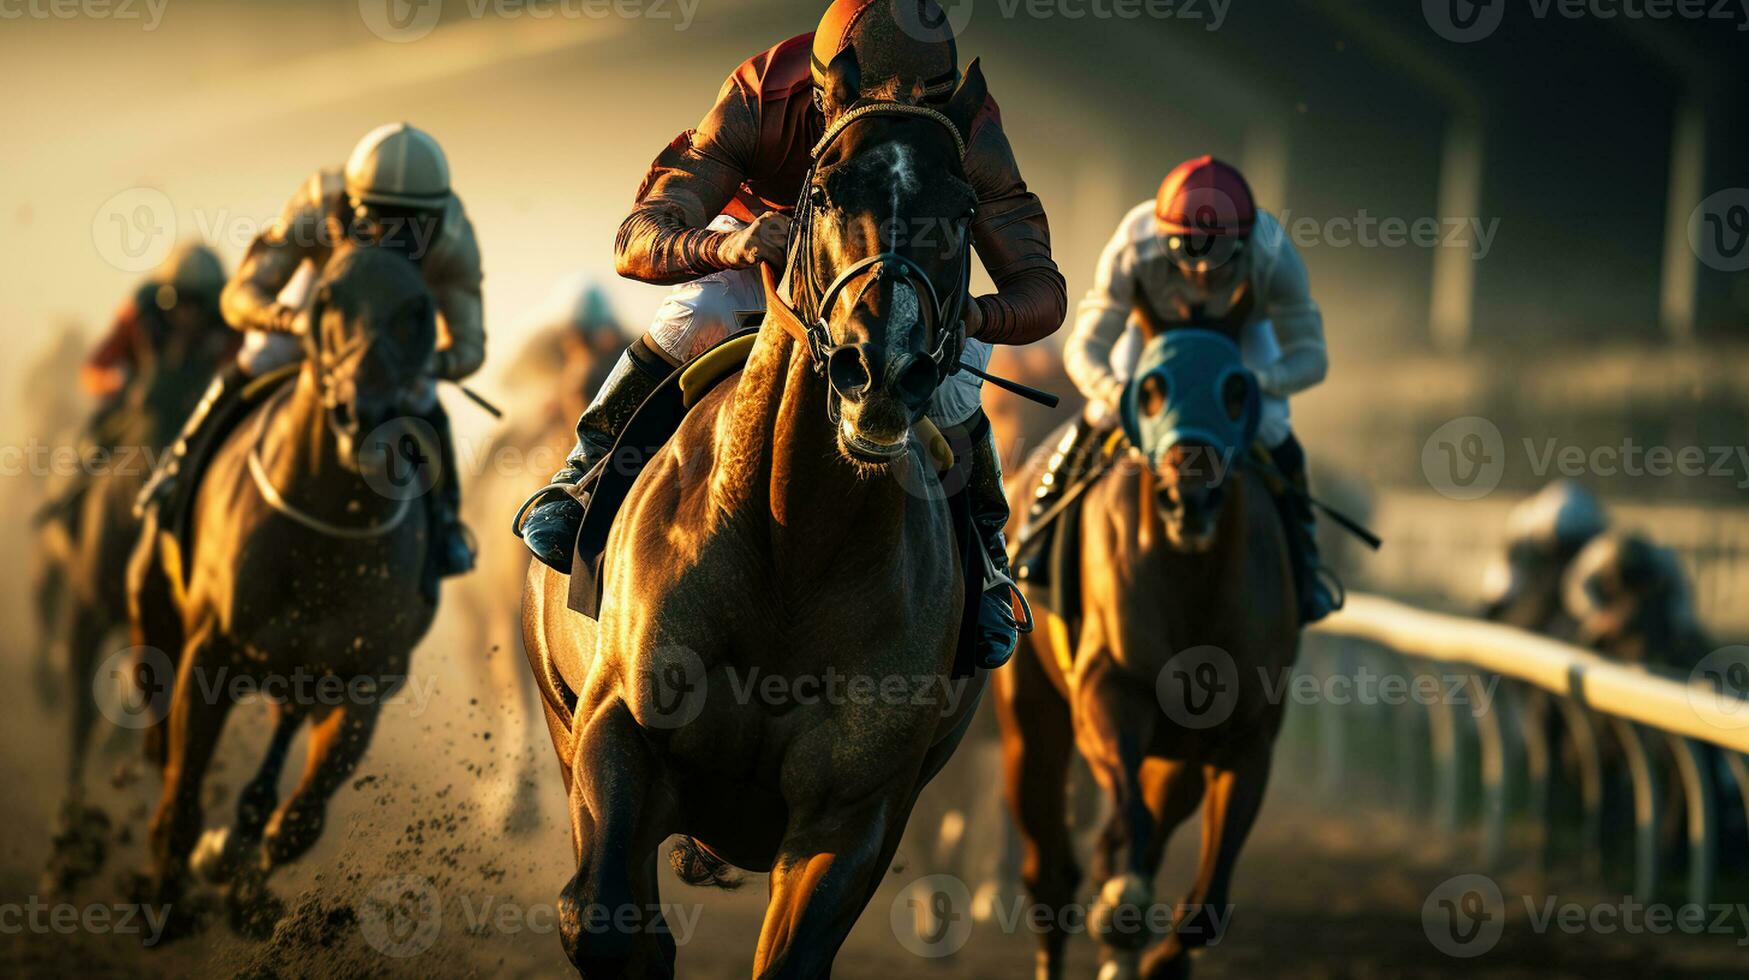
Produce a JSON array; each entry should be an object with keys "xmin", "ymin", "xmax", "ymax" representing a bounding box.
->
[
  {"xmin": 810, "ymin": 0, "xmax": 959, "ymax": 100},
  {"xmin": 1155, "ymin": 156, "xmax": 1257, "ymax": 237}
]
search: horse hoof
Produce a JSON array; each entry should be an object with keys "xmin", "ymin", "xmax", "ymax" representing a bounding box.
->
[
  {"xmin": 1090, "ymin": 873, "xmax": 1153, "ymax": 948},
  {"xmin": 190, "ymin": 827, "xmax": 236, "ymax": 884},
  {"xmin": 228, "ymin": 876, "xmax": 285, "ymax": 940},
  {"xmin": 1097, "ymin": 950, "xmax": 1141, "ymax": 980}
]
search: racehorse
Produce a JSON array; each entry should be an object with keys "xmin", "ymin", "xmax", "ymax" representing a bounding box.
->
[
  {"xmin": 998, "ymin": 329, "xmax": 1299, "ymax": 980},
  {"xmin": 523, "ymin": 55, "xmax": 990, "ymax": 978},
  {"xmin": 126, "ymin": 247, "xmax": 440, "ymax": 936},
  {"xmin": 44, "ymin": 309, "xmax": 229, "ymax": 893}
]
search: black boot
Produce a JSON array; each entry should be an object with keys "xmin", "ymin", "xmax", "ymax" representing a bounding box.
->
[
  {"xmin": 1013, "ymin": 418, "xmax": 1098, "ymax": 586},
  {"xmin": 517, "ymin": 342, "xmax": 670, "ymax": 573},
  {"xmin": 421, "ymin": 404, "xmax": 474, "ymax": 601},
  {"xmin": 134, "ymin": 363, "xmax": 250, "ymax": 519},
  {"xmin": 963, "ymin": 413, "xmax": 1030, "ymax": 670},
  {"xmin": 1269, "ymin": 434, "xmax": 1341, "ymax": 625}
]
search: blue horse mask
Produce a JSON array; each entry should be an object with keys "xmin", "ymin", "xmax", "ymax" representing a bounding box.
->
[{"xmin": 1120, "ymin": 329, "xmax": 1261, "ymax": 469}]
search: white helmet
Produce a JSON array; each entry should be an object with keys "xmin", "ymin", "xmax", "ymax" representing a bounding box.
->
[{"xmin": 344, "ymin": 122, "xmax": 450, "ymax": 209}]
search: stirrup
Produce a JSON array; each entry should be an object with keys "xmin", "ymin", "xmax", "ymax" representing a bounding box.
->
[
  {"xmin": 511, "ymin": 481, "xmax": 584, "ymax": 540},
  {"xmin": 1314, "ymin": 565, "xmax": 1346, "ymax": 613}
]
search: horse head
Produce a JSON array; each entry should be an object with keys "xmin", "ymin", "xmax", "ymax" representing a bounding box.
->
[
  {"xmin": 784, "ymin": 48, "xmax": 986, "ymax": 466},
  {"xmin": 302, "ymin": 246, "xmax": 438, "ymax": 478},
  {"xmin": 1121, "ymin": 329, "xmax": 1260, "ymax": 553}
]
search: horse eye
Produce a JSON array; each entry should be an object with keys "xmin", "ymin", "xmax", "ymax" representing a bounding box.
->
[
  {"xmin": 1140, "ymin": 374, "xmax": 1168, "ymax": 418},
  {"xmin": 809, "ymin": 185, "xmax": 829, "ymax": 209}
]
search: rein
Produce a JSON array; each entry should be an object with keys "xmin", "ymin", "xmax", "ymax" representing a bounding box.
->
[
  {"xmin": 763, "ymin": 100, "xmax": 973, "ymax": 390},
  {"xmin": 245, "ymin": 384, "xmax": 413, "ymax": 541}
]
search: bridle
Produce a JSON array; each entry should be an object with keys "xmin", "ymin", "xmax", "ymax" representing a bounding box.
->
[{"xmin": 762, "ymin": 100, "xmax": 975, "ymax": 393}]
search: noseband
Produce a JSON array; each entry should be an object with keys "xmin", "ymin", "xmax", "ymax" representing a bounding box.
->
[{"xmin": 764, "ymin": 101, "xmax": 974, "ymax": 386}]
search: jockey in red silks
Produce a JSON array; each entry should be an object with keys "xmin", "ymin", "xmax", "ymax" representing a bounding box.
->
[
  {"xmin": 519, "ymin": 0, "xmax": 1068, "ymax": 669},
  {"xmin": 1027, "ymin": 156, "xmax": 1340, "ymax": 623}
]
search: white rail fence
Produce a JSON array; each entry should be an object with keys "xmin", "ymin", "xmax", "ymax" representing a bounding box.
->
[{"xmin": 1300, "ymin": 593, "xmax": 1749, "ymax": 907}]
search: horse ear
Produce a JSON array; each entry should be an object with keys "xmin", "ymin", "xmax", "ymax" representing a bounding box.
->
[
  {"xmin": 820, "ymin": 45, "xmax": 862, "ymax": 118},
  {"xmin": 943, "ymin": 58, "xmax": 987, "ymax": 146}
]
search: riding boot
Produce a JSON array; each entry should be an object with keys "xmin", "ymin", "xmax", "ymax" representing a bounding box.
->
[
  {"xmin": 1268, "ymin": 434, "xmax": 1341, "ymax": 625},
  {"xmin": 964, "ymin": 413, "xmax": 1030, "ymax": 670},
  {"xmin": 517, "ymin": 340, "xmax": 670, "ymax": 573},
  {"xmin": 134, "ymin": 362, "xmax": 250, "ymax": 519},
  {"xmin": 421, "ymin": 402, "xmax": 474, "ymax": 603},
  {"xmin": 1013, "ymin": 418, "xmax": 1098, "ymax": 586}
]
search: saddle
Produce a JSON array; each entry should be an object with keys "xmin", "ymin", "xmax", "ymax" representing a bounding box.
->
[
  {"xmin": 163, "ymin": 364, "xmax": 300, "ymax": 582},
  {"xmin": 561, "ymin": 324, "xmax": 984, "ymax": 679}
]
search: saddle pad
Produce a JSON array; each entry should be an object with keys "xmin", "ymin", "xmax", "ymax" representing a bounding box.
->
[
  {"xmin": 566, "ymin": 331, "xmax": 758, "ymax": 617},
  {"xmin": 168, "ymin": 363, "xmax": 301, "ymax": 581}
]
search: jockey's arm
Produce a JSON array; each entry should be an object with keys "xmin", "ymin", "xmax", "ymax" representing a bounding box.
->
[
  {"xmin": 426, "ymin": 201, "xmax": 487, "ymax": 382},
  {"xmin": 613, "ymin": 77, "xmax": 759, "ymax": 286},
  {"xmin": 81, "ymin": 299, "xmax": 142, "ymax": 396},
  {"xmin": 222, "ymin": 183, "xmax": 321, "ymax": 334},
  {"xmin": 1255, "ymin": 220, "xmax": 1327, "ymax": 398},
  {"xmin": 963, "ymin": 114, "xmax": 1068, "ymax": 346},
  {"xmin": 1063, "ymin": 217, "xmax": 1136, "ymax": 413}
]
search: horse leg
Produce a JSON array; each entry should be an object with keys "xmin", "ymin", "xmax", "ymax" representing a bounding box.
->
[
  {"xmin": 192, "ymin": 701, "xmax": 299, "ymax": 886},
  {"xmin": 42, "ymin": 601, "xmax": 117, "ymax": 896},
  {"xmin": 996, "ymin": 637, "xmax": 1082, "ymax": 980},
  {"xmin": 126, "ymin": 512, "xmax": 186, "ymax": 771},
  {"xmin": 1076, "ymin": 660, "xmax": 1164, "ymax": 980},
  {"xmin": 30, "ymin": 544, "xmax": 67, "ymax": 707},
  {"xmin": 753, "ymin": 794, "xmax": 905, "ymax": 980},
  {"xmin": 139, "ymin": 627, "xmax": 237, "ymax": 942},
  {"xmin": 1141, "ymin": 730, "xmax": 1275, "ymax": 980},
  {"xmin": 559, "ymin": 700, "xmax": 675, "ymax": 978}
]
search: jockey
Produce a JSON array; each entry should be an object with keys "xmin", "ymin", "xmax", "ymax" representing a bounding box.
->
[
  {"xmin": 1032, "ymin": 156, "xmax": 1338, "ymax": 624},
  {"xmin": 136, "ymin": 123, "xmax": 485, "ymax": 594},
  {"xmin": 518, "ymin": 0, "xmax": 1068, "ymax": 669}
]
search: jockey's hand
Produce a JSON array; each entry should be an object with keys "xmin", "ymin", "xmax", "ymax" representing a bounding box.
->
[
  {"xmin": 961, "ymin": 293, "xmax": 984, "ymax": 339},
  {"xmin": 718, "ymin": 212, "xmax": 791, "ymax": 270}
]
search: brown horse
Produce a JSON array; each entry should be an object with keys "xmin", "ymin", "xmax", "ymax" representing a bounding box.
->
[
  {"xmin": 126, "ymin": 247, "xmax": 440, "ymax": 936},
  {"xmin": 998, "ymin": 328, "xmax": 1299, "ymax": 980},
  {"xmin": 523, "ymin": 57, "xmax": 991, "ymax": 978},
  {"xmin": 43, "ymin": 303, "xmax": 231, "ymax": 893}
]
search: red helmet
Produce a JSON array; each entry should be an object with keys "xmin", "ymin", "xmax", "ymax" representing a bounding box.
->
[
  {"xmin": 811, "ymin": 0, "xmax": 959, "ymax": 100},
  {"xmin": 1155, "ymin": 156, "xmax": 1256, "ymax": 237}
]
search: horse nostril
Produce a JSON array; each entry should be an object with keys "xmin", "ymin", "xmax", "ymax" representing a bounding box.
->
[
  {"xmin": 828, "ymin": 346, "xmax": 873, "ymax": 401},
  {"xmin": 889, "ymin": 355, "xmax": 939, "ymax": 411}
]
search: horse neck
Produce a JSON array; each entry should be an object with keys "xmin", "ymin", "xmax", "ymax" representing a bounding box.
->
[
  {"xmin": 256, "ymin": 368, "xmax": 398, "ymax": 524},
  {"xmin": 710, "ymin": 324, "xmax": 907, "ymax": 575}
]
